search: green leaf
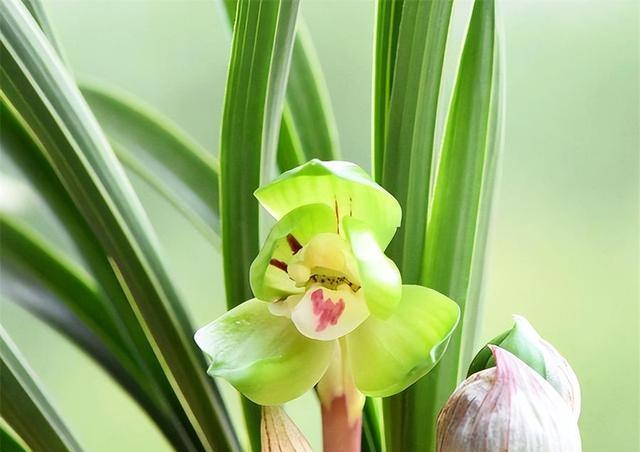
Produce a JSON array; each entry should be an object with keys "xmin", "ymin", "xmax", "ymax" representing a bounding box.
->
[
  {"xmin": 277, "ymin": 22, "xmax": 341, "ymax": 170},
  {"xmin": 0, "ymin": 216, "xmax": 133, "ymax": 374},
  {"xmin": 0, "ymin": 420, "xmax": 29, "ymax": 452},
  {"xmin": 0, "ymin": 1, "xmax": 237, "ymax": 450},
  {"xmin": 255, "ymin": 159, "xmax": 401, "ymax": 248},
  {"xmin": 221, "ymin": 1, "xmax": 340, "ymax": 170},
  {"xmin": 343, "ymin": 217, "xmax": 401, "ymax": 318},
  {"xmin": 19, "ymin": 0, "xmax": 67, "ymax": 66},
  {"xmin": 219, "ymin": 0, "xmax": 300, "ymax": 448},
  {"xmin": 361, "ymin": 397, "xmax": 384, "ymax": 452},
  {"xmin": 406, "ymin": 1, "xmax": 500, "ymax": 450},
  {"xmin": 80, "ymin": 83, "xmax": 221, "ymax": 247},
  {"xmin": 0, "ymin": 219, "xmax": 198, "ymax": 452},
  {"xmin": 250, "ymin": 203, "xmax": 336, "ymax": 302},
  {"xmin": 347, "ymin": 285, "xmax": 459, "ymax": 397},
  {"xmin": 374, "ymin": 3, "xmax": 455, "ymax": 446},
  {"xmin": 379, "ymin": 0, "xmax": 453, "ymax": 284},
  {"xmin": 372, "ymin": 0, "xmax": 404, "ymax": 183},
  {"xmin": 0, "ymin": 103, "xmax": 209, "ymax": 451},
  {"xmin": 1, "ymin": 327, "xmax": 82, "ymax": 452},
  {"xmin": 195, "ymin": 299, "xmax": 334, "ymax": 406}
]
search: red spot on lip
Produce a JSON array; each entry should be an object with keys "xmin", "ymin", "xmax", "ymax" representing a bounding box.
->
[{"xmin": 311, "ymin": 288, "xmax": 345, "ymax": 332}]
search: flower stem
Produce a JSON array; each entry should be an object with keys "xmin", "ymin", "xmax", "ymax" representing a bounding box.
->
[{"xmin": 321, "ymin": 395, "xmax": 362, "ymax": 452}]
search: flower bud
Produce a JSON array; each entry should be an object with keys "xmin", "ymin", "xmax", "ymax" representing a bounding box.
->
[
  {"xmin": 437, "ymin": 346, "xmax": 581, "ymax": 452},
  {"xmin": 468, "ymin": 315, "xmax": 580, "ymax": 417},
  {"xmin": 261, "ymin": 406, "xmax": 312, "ymax": 452}
]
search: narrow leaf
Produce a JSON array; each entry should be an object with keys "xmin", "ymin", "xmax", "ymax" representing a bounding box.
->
[
  {"xmin": 372, "ymin": 0, "xmax": 404, "ymax": 182},
  {"xmin": 0, "ymin": 420, "xmax": 29, "ymax": 452},
  {"xmin": 406, "ymin": 1, "xmax": 499, "ymax": 450},
  {"xmin": 0, "ymin": 327, "xmax": 82, "ymax": 452},
  {"xmin": 0, "ymin": 1, "xmax": 237, "ymax": 449},
  {"xmin": 221, "ymin": 1, "xmax": 340, "ymax": 169},
  {"xmin": 380, "ymin": 0, "xmax": 453, "ymax": 283},
  {"xmin": 0, "ymin": 219, "xmax": 194, "ymax": 451},
  {"xmin": 0, "ymin": 101, "xmax": 217, "ymax": 451},
  {"xmin": 219, "ymin": 0, "xmax": 300, "ymax": 448},
  {"xmin": 19, "ymin": 0, "xmax": 67, "ymax": 65},
  {"xmin": 81, "ymin": 84, "xmax": 221, "ymax": 247},
  {"xmin": 277, "ymin": 22, "xmax": 341, "ymax": 169},
  {"xmin": 376, "ymin": 2, "xmax": 455, "ymax": 449},
  {"xmin": 0, "ymin": 216, "xmax": 134, "ymax": 372}
]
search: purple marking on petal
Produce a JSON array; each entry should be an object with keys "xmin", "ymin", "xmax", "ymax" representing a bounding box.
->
[{"xmin": 311, "ymin": 288, "xmax": 345, "ymax": 332}]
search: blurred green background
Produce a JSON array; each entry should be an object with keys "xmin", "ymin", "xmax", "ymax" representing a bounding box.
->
[{"xmin": 1, "ymin": 0, "xmax": 638, "ymax": 451}]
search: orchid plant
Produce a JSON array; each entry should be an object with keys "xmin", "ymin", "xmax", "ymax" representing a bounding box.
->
[
  {"xmin": 0, "ymin": 0, "xmax": 507, "ymax": 451},
  {"xmin": 195, "ymin": 160, "xmax": 459, "ymax": 449}
]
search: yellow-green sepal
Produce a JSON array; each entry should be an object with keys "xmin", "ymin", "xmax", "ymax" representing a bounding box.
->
[
  {"xmin": 194, "ymin": 299, "xmax": 335, "ymax": 405},
  {"xmin": 250, "ymin": 203, "xmax": 336, "ymax": 301},
  {"xmin": 343, "ymin": 216, "xmax": 401, "ymax": 318},
  {"xmin": 346, "ymin": 285, "xmax": 459, "ymax": 397},
  {"xmin": 254, "ymin": 160, "xmax": 401, "ymax": 248}
]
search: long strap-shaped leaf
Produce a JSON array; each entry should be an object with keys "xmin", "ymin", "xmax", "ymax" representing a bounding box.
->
[
  {"xmin": 277, "ymin": 22, "xmax": 340, "ymax": 170},
  {"xmin": 374, "ymin": 1, "xmax": 454, "ymax": 450},
  {"xmin": 0, "ymin": 102, "xmax": 217, "ymax": 451},
  {"xmin": 380, "ymin": 0, "xmax": 453, "ymax": 284},
  {"xmin": 0, "ymin": 421, "xmax": 29, "ymax": 452},
  {"xmin": 372, "ymin": 0, "xmax": 404, "ymax": 182},
  {"xmin": 395, "ymin": 1, "xmax": 499, "ymax": 450},
  {"xmin": 222, "ymin": 1, "xmax": 340, "ymax": 169},
  {"xmin": 19, "ymin": 0, "xmax": 222, "ymax": 249},
  {"xmin": 220, "ymin": 0, "xmax": 299, "ymax": 449},
  {"xmin": 0, "ymin": 216, "xmax": 133, "ymax": 374},
  {"xmin": 80, "ymin": 84, "xmax": 221, "ymax": 247},
  {"xmin": 0, "ymin": 217, "xmax": 195, "ymax": 451},
  {"xmin": 0, "ymin": 1, "xmax": 237, "ymax": 450},
  {"xmin": 0, "ymin": 327, "xmax": 82, "ymax": 452}
]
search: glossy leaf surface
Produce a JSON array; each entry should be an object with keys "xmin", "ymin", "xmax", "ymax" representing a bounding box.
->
[
  {"xmin": 219, "ymin": 0, "xmax": 300, "ymax": 447},
  {"xmin": 414, "ymin": 1, "xmax": 500, "ymax": 450},
  {"xmin": 82, "ymin": 84, "xmax": 221, "ymax": 247},
  {"xmin": 0, "ymin": 327, "xmax": 82, "ymax": 452},
  {"xmin": 1, "ymin": 2, "xmax": 237, "ymax": 449}
]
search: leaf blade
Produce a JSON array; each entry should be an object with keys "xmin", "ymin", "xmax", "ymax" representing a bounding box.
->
[
  {"xmin": 0, "ymin": 327, "xmax": 82, "ymax": 452},
  {"xmin": 0, "ymin": 101, "xmax": 209, "ymax": 451},
  {"xmin": 80, "ymin": 83, "xmax": 221, "ymax": 247},
  {"xmin": 0, "ymin": 1, "xmax": 237, "ymax": 449},
  {"xmin": 219, "ymin": 0, "xmax": 300, "ymax": 448},
  {"xmin": 410, "ymin": 1, "xmax": 500, "ymax": 450}
]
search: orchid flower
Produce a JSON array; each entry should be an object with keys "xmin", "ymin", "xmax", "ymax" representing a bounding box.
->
[{"xmin": 194, "ymin": 160, "xmax": 460, "ymax": 434}]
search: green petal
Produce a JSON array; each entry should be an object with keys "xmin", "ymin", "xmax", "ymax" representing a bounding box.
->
[
  {"xmin": 346, "ymin": 285, "xmax": 459, "ymax": 397},
  {"xmin": 254, "ymin": 159, "xmax": 402, "ymax": 248},
  {"xmin": 194, "ymin": 299, "xmax": 335, "ymax": 405},
  {"xmin": 250, "ymin": 203, "xmax": 336, "ymax": 301},
  {"xmin": 343, "ymin": 217, "xmax": 401, "ymax": 318}
]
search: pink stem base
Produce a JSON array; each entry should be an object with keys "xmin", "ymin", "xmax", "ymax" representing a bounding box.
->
[{"xmin": 321, "ymin": 395, "xmax": 362, "ymax": 452}]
